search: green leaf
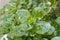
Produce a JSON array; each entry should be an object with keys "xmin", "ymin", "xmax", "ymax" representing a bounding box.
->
[
  {"xmin": 51, "ymin": 37, "xmax": 60, "ymax": 40},
  {"xmin": 47, "ymin": 26, "xmax": 55, "ymax": 35},
  {"xmin": 16, "ymin": 9, "xmax": 30, "ymax": 23},
  {"xmin": 20, "ymin": 23, "xmax": 33, "ymax": 31},
  {"xmin": 55, "ymin": 17, "xmax": 60, "ymax": 25},
  {"xmin": 33, "ymin": 2, "xmax": 51, "ymax": 19},
  {"xmin": 36, "ymin": 21, "xmax": 55, "ymax": 35}
]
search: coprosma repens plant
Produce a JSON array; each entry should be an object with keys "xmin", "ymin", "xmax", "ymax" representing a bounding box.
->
[{"xmin": 0, "ymin": 0, "xmax": 60, "ymax": 40}]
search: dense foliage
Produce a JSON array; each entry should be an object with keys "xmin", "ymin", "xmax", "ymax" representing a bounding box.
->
[{"xmin": 0, "ymin": 0, "xmax": 60, "ymax": 40}]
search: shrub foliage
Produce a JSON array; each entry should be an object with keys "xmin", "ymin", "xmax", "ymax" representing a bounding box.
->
[{"xmin": 0, "ymin": 0, "xmax": 60, "ymax": 40}]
